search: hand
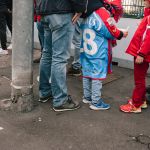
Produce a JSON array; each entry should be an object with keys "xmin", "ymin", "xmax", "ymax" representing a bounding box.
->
[
  {"xmin": 123, "ymin": 31, "xmax": 128, "ymax": 38},
  {"xmin": 72, "ymin": 13, "xmax": 82, "ymax": 24},
  {"xmin": 135, "ymin": 55, "xmax": 144, "ymax": 64}
]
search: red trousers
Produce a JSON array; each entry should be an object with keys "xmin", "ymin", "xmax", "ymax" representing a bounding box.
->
[{"xmin": 132, "ymin": 58, "xmax": 149, "ymax": 108}]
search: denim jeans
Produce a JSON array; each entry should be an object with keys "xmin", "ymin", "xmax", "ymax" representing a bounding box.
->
[
  {"xmin": 72, "ymin": 19, "xmax": 82, "ymax": 69},
  {"xmin": 39, "ymin": 23, "xmax": 52, "ymax": 99},
  {"xmin": 39, "ymin": 14, "xmax": 74, "ymax": 107},
  {"xmin": 36, "ymin": 21, "xmax": 44, "ymax": 51},
  {"xmin": 83, "ymin": 78, "xmax": 102, "ymax": 104}
]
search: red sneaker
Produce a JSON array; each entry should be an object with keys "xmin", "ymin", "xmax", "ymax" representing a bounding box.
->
[
  {"xmin": 120, "ymin": 102, "xmax": 141, "ymax": 113},
  {"xmin": 128, "ymin": 99, "xmax": 147, "ymax": 109}
]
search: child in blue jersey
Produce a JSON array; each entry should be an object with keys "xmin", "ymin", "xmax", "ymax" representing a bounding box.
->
[{"xmin": 81, "ymin": 0, "xmax": 128, "ymax": 110}]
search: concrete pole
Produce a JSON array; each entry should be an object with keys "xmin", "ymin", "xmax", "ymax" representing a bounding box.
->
[{"xmin": 11, "ymin": 0, "xmax": 34, "ymax": 112}]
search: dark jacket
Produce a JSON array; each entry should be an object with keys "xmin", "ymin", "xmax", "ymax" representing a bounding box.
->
[
  {"xmin": 6, "ymin": 0, "xmax": 12, "ymax": 11},
  {"xmin": 35, "ymin": 0, "xmax": 104, "ymax": 18},
  {"xmin": 35, "ymin": 0, "xmax": 87, "ymax": 15},
  {"xmin": 0, "ymin": 0, "xmax": 8, "ymax": 13},
  {"xmin": 82, "ymin": 0, "xmax": 104, "ymax": 18}
]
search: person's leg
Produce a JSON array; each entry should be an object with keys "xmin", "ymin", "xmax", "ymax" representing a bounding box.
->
[
  {"xmin": 72, "ymin": 19, "xmax": 82, "ymax": 69},
  {"xmin": 132, "ymin": 60, "xmax": 149, "ymax": 108},
  {"xmin": 50, "ymin": 14, "xmax": 72, "ymax": 106},
  {"xmin": 67, "ymin": 19, "xmax": 82, "ymax": 76},
  {"xmin": 120, "ymin": 59, "xmax": 149, "ymax": 113},
  {"xmin": 91, "ymin": 80, "xmax": 102, "ymax": 104},
  {"xmin": 90, "ymin": 79, "xmax": 110, "ymax": 110},
  {"xmin": 46, "ymin": 14, "xmax": 80, "ymax": 110},
  {"xmin": 6, "ymin": 11, "xmax": 12, "ymax": 34},
  {"xmin": 36, "ymin": 21, "xmax": 44, "ymax": 51},
  {"xmin": 34, "ymin": 21, "xmax": 45, "ymax": 63},
  {"xmin": 39, "ymin": 22, "xmax": 52, "ymax": 102},
  {"xmin": 0, "ymin": 14, "xmax": 7, "ymax": 49},
  {"xmin": 82, "ymin": 77, "xmax": 92, "ymax": 103},
  {"xmin": 6, "ymin": 11, "xmax": 12, "ymax": 50}
]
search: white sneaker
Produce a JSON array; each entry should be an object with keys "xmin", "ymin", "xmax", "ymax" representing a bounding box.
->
[
  {"xmin": 0, "ymin": 48, "xmax": 8, "ymax": 55},
  {"xmin": 7, "ymin": 43, "xmax": 12, "ymax": 50},
  {"xmin": 82, "ymin": 98, "xmax": 92, "ymax": 104},
  {"xmin": 37, "ymin": 76, "xmax": 39, "ymax": 82}
]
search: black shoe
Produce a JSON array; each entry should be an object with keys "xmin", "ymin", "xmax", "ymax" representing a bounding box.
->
[
  {"xmin": 38, "ymin": 95, "xmax": 53, "ymax": 103},
  {"xmin": 53, "ymin": 95, "xmax": 80, "ymax": 112},
  {"xmin": 67, "ymin": 66, "xmax": 81, "ymax": 76}
]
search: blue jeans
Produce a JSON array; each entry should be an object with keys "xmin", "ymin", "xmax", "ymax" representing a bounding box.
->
[
  {"xmin": 83, "ymin": 78, "xmax": 102, "ymax": 104},
  {"xmin": 39, "ymin": 14, "xmax": 73, "ymax": 107},
  {"xmin": 72, "ymin": 19, "xmax": 82, "ymax": 69},
  {"xmin": 36, "ymin": 21, "xmax": 44, "ymax": 50},
  {"xmin": 39, "ymin": 23, "xmax": 52, "ymax": 99}
]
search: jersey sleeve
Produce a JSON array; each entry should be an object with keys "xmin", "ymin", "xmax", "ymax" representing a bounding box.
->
[{"xmin": 95, "ymin": 8, "xmax": 123, "ymax": 40}]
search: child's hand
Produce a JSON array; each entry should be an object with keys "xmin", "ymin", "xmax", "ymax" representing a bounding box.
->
[
  {"xmin": 135, "ymin": 55, "xmax": 144, "ymax": 64},
  {"xmin": 123, "ymin": 31, "xmax": 128, "ymax": 38}
]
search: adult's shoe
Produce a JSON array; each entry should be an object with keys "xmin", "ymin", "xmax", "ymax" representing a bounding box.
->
[
  {"xmin": 67, "ymin": 66, "xmax": 81, "ymax": 76},
  {"xmin": 53, "ymin": 95, "xmax": 80, "ymax": 112},
  {"xmin": 38, "ymin": 95, "xmax": 53, "ymax": 103}
]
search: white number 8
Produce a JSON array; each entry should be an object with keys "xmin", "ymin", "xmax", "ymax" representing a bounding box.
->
[{"xmin": 83, "ymin": 29, "xmax": 98, "ymax": 55}]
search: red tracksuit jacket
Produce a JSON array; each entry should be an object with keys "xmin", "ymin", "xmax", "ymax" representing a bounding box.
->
[{"xmin": 126, "ymin": 15, "xmax": 150, "ymax": 62}]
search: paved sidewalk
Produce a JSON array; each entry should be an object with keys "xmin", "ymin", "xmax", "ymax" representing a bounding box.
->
[{"xmin": 0, "ymin": 50, "xmax": 150, "ymax": 150}]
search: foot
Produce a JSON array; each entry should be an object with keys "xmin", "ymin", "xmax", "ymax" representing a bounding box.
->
[
  {"xmin": 128, "ymin": 99, "xmax": 147, "ymax": 109},
  {"xmin": 67, "ymin": 66, "xmax": 81, "ymax": 76},
  {"xmin": 82, "ymin": 98, "xmax": 92, "ymax": 104},
  {"xmin": 120, "ymin": 102, "xmax": 141, "ymax": 113},
  {"xmin": 0, "ymin": 48, "xmax": 8, "ymax": 55},
  {"xmin": 53, "ymin": 95, "xmax": 80, "ymax": 112},
  {"xmin": 141, "ymin": 101, "xmax": 148, "ymax": 109},
  {"xmin": 7, "ymin": 44, "xmax": 12, "ymax": 50},
  {"xmin": 39, "ymin": 95, "xmax": 53, "ymax": 103},
  {"xmin": 89, "ymin": 101, "xmax": 110, "ymax": 110}
]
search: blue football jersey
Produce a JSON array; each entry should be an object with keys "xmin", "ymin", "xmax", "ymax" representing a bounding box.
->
[{"xmin": 80, "ymin": 11, "xmax": 115, "ymax": 79}]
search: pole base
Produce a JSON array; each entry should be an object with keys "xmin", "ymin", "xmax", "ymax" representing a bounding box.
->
[{"xmin": 10, "ymin": 85, "xmax": 35, "ymax": 112}]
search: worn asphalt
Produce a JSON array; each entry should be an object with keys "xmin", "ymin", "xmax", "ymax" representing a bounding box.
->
[{"xmin": 0, "ymin": 50, "xmax": 150, "ymax": 150}]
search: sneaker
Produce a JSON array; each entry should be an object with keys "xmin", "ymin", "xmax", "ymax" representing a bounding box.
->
[
  {"xmin": 128, "ymin": 99, "xmax": 147, "ymax": 109},
  {"xmin": 53, "ymin": 95, "xmax": 80, "ymax": 112},
  {"xmin": 7, "ymin": 43, "xmax": 12, "ymax": 50},
  {"xmin": 82, "ymin": 98, "xmax": 92, "ymax": 104},
  {"xmin": 89, "ymin": 101, "xmax": 110, "ymax": 110},
  {"xmin": 38, "ymin": 95, "xmax": 53, "ymax": 103},
  {"xmin": 67, "ymin": 66, "xmax": 81, "ymax": 76},
  {"xmin": 120, "ymin": 102, "xmax": 141, "ymax": 113},
  {"xmin": 141, "ymin": 101, "xmax": 148, "ymax": 109},
  {"xmin": 0, "ymin": 48, "xmax": 8, "ymax": 55},
  {"xmin": 37, "ymin": 76, "xmax": 39, "ymax": 82}
]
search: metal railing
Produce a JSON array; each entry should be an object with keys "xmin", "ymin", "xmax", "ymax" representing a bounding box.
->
[{"xmin": 122, "ymin": 0, "xmax": 144, "ymax": 19}]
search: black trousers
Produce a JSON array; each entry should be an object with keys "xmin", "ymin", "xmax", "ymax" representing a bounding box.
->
[
  {"xmin": 6, "ymin": 12, "xmax": 12, "ymax": 34},
  {"xmin": 0, "ymin": 12, "xmax": 7, "ymax": 50}
]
